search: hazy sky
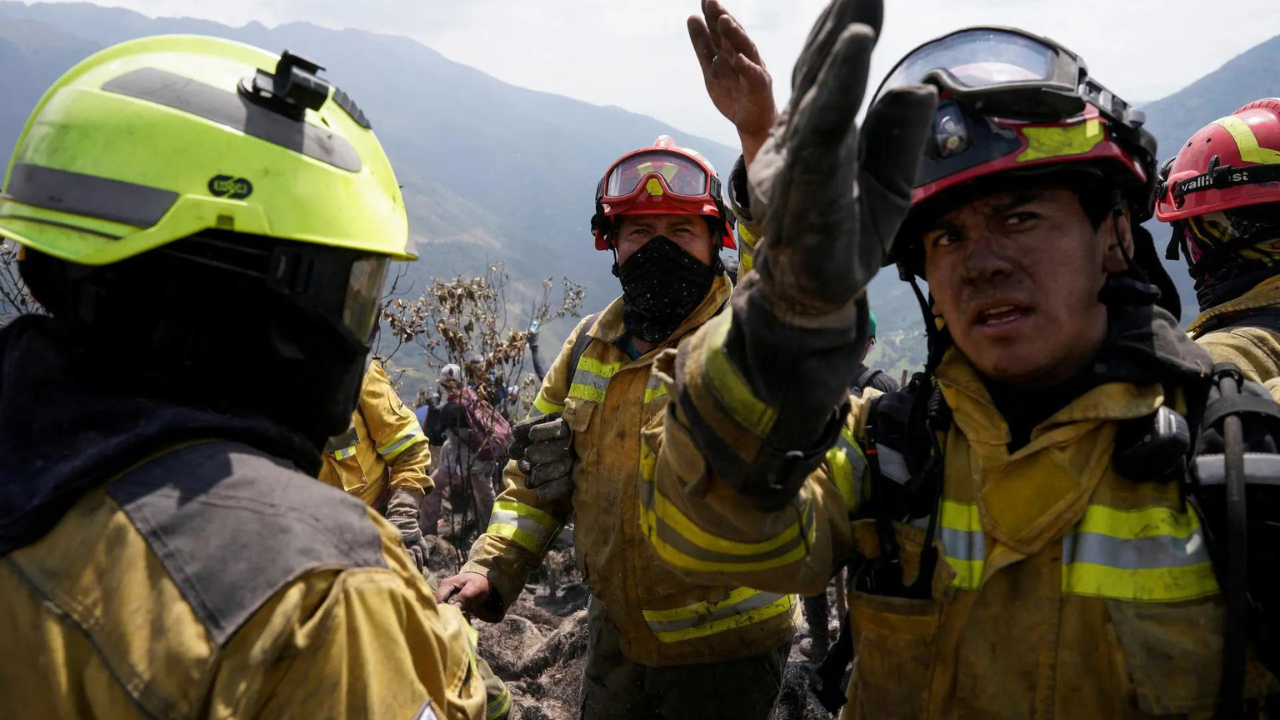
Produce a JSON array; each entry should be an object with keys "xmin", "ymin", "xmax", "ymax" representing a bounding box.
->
[{"xmin": 38, "ymin": 0, "xmax": 1280, "ymax": 148}]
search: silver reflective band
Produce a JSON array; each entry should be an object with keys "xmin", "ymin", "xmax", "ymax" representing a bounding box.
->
[
  {"xmin": 875, "ymin": 444, "xmax": 911, "ymax": 485},
  {"xmin": 643, "ymin": 591, "xmax": 789, "ymax": 635},
  {"xmin": 1062, "ymin": 529, "xmax": 1209, "ymax": 570},
  {"xmin": 907, "ymin": 516, "xmax": 985, "ymax": 562},
  {"xmin": 941, "ymin": 525, "xmax": 985, "ymax": 562},
  {"xmin": 1195, "ymin": 453, "xmax": 1280, "ymax": 487},
  {"xmin": 572, "ymin": 368, "xmax": 611, "ymax": 394}
]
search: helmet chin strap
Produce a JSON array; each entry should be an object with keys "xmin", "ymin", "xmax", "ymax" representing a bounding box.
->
[
  {"xmin": 898, "ymin": 262, "xmax": 949, "ymax": 376},
  {"xmin": 1099, "ymin": 205, "xmax": 1163, "ymax": 308}
]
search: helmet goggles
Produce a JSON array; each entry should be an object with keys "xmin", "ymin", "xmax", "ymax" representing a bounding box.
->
[
  {"xmin": 592, "ymin": 136, "xmax": 736, "ymax": 250},
  {"xmin": 874, "ymin": 27, "xmax": 1142, "ymax": 129},
  {"xmin": 603, "ymin": 150, "xmax": 715, "ymax": 201}
]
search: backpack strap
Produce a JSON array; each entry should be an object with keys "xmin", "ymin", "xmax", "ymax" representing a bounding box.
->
[
  {"xmin": 812, "ymin": 377, "xmax": 951, "ymax": 715},
  {"xmin": 853, "ymin": 366, "xmax": 883, "ymax": 393},
  {"xmin": 567, "ymin": 313, "xmax": 600, "ymax": 383}
]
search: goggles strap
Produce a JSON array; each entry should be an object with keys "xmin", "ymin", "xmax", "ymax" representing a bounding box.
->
[{"xmin": 1172, "ymin": 163, "xmax": 1280, "ymax": 208}]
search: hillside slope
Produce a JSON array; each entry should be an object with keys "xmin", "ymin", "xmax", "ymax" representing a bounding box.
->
[{"xmin": 0, "ymin": 1, "xmax": 741, "ymax": 357}]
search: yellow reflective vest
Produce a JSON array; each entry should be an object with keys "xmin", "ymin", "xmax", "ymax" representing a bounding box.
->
[
  {"xmin": 643, "ymin": 321, "xmax": 1279, "ymax": 718},
  {"xmin": 0, "ymin": 442, "xmax": 485, "ymax": 719},
  {"xmin": 1188, "ymin": 274, "xmax": 1280, "ymax": 384},
  {"xmin": 463, "ymin": 274, "xmax": 800, "ymax": 666},
  {"xmin": 319, "ymin": 360, "xmax": 431, "ymax": 506}
]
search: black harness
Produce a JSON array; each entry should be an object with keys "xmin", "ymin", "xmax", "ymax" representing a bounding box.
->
[{"xmin": 811, "ymin": 364, "xmax": 1280, "ymax": 717}]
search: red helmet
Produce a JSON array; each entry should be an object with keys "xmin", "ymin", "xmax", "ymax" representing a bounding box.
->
[
  {"xmin": 1155, "ymin": 99, "xmax": 1280, "ymax": 222},
  {"xmin": 591, "ymin": 135, "xmax": 735, "ymax": 251},
  {"xmin": 875, "ymin": 28, "xmax": 1157, "ymax": 274}
]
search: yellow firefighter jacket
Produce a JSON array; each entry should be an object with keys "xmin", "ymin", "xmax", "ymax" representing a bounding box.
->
[
  {"xmin": 463, "ymin": 274, "xmax": 800, "ymax": 667},
  {"xmin": 0, "ymin": 441, "xmax": 485, "ymax": 720},
  {"xmin": 641, "ymin": 311, "xmax": 1279, "ymax": 719},
  {"xmin": 319, "ymin": 360, "xmax": 432, "ymax": 506},
  {"xmin": 1187, "ymin": 274, "xmax": 1280, "ymax": 384}
]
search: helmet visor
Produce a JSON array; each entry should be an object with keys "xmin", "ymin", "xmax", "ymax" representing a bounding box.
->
[
  {"xmin": 604, "ymin": 151, "xmax": 710, "ymax": 199},
  {"xmin": 875, "ymin": 28, "xmax": 1062, "ymax": 104},
  {"xmin": 342, "ymin": 254, "xmax": 389, "ymax": 342}
]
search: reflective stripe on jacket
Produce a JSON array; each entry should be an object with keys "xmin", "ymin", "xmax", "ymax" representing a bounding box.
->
[
  {"xmin": 464, "ymin": 274, "xmax": 799, "ymax": 666},
  {"xmin": 319, "ymin": 360, "xmax": 431, "ymax": 506},
  {"xmin": 1188, "ymin": 274, "xmax": 1280, "ymax": 384},
  {"xmin": 644, "ymin": 321, "xmax": 1280, "ymax": 718}
]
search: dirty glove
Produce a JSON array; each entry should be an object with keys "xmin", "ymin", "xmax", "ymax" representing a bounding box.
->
[
  {"xmin": 680, "ymin": 0, "xmax": 937, "ymax": 510},
  {"xmin": 510, "ymin": 413, "xmax": 574, "ymax": 503},
  {"xmin": 385, "ymin": 487, "xmax": 431, "ymax": 572},
  {"xmin": 748, "ymin": 0, "xmax": 937, "ymax": 321}
]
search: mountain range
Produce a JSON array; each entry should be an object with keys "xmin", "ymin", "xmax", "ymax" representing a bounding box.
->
[{"xmin": 0, "ymin": 3, "xmax": 1276, "ymax": 378}]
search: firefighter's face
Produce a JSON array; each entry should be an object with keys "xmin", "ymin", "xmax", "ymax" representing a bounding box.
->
[{"xmin": 922, "ymin": 187, "xmax": 1131, "ymax": 387}]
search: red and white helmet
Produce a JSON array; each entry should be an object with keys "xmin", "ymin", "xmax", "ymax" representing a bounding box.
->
[
  {"xmin": 872, "ymin": 27, "xmax": 1158, "ymax": 277},
  {"xmin": 590, "ymin": 135, "xmax": 735, "ymax": 251},
  {"xmin": 1156, "ymin": 99, "xmax": 1280, "ymax": 222}
]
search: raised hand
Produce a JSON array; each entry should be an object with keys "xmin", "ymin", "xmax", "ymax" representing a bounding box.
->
[
  {"xmin": 748, "ymin": 0, "xmax": 938, "ymax": 320},
  {"xmin": 688, "ymin": 0, "xmax": 777, "ymax": 166}
]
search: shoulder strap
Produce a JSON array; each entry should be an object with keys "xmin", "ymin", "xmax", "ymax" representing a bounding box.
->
[
  {"xmin": 854, "ymin": 366, "xmax": 881, "ymax": 391},
  {"xmin": 567, "ymin": 313, "xmax": 599, "ymax": 377},
  {"xmin": 814, "ymin": 381, "xmax": 942, "ymax": 715}
]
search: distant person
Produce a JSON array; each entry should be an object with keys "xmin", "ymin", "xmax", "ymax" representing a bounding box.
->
[
  {"xmin": 1157, "ymin": 99, "xmax": 1280, "ymax": 382},
  {"xmin": 436, "ymin": 134, "xmax": 798, "ymax": 720},
  {"xmin": 318, "ymin": 359, "xmax": 433, "ymax": 570},
  {"xmin": 851, "ymin": 311, "xmax": 900, "ymax": 395},
  {"xmin": 0, "ymin": 37, "xmax": 484, "ymax": 718},
  {"xmin": 423, "ymin": 364, "xmax": 500, "ymax": 533},
  {"xmin": 724, "ymin": 252, "xmax": 740, "ymax": 285}
]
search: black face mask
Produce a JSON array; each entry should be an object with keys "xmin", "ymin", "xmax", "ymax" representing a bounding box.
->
[{"xmin": 616, "ymin": 235, "xmax": 720, "ymax": 343}]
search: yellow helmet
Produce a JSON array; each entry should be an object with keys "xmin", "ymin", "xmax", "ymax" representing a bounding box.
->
[{"xmin": 0, "ymin": 34, "xmax": 411, "ymax": 266}]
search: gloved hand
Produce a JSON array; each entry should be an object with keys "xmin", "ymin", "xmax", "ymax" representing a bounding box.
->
[
  {"xmin": 509, "ymin": 413, "xmax": 574, "ymax": 503},
  {"xmin": 747, "ymin": 0, "xmax": 937, "ymax": 321},
  {"xmin": 385, "ymin": 486, "xmax": 432, "ymax": 572}
]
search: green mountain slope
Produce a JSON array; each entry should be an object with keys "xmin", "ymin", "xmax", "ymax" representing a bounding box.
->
[
  {"xmin": 0, "ymin": 1, "xmax": 742, "ymax": 359},
  {"xmin": 0, "ymin": 2, "xmax": 1277, "ymax": 379}
]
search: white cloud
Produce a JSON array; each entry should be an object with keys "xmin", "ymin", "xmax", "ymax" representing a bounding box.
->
[{"xmin": 28, "ymin": 0, "xmax": 1280, "ymax": 147}]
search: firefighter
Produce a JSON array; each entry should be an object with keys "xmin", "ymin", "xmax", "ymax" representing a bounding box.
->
[
  {"xmin": 437, "ymin": 136, "xmax": 798, "ymax": 719},
  {"xmin": 642, "ymin": 1, "xmax": 1280, "ymax": 717},
  {"xmin": 319, "ymin": 359, "xmax": 434, "ymax": 569},
  {"xmin": 320, "ymin": 361, "xmax": 514, "ymax": 720},
  {"xmin": 1157, "ymin": 99, "xmax": 1280, "ymax": 382},
  {"xmin": 0, "ymin": 36, "xmax": 484, "ymax": 718}
]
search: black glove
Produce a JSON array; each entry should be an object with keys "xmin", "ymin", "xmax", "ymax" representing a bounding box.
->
[
  {"xmin": 385, "ymin": 487, "xmax": 432, "ymax": 572},
  {"xmin": 510, "ymin": 413, "xmax": 574, "ymax": 503},
  {"xmin": 747, "ymin": 0, "xmax": 937, "ymax": 320}
]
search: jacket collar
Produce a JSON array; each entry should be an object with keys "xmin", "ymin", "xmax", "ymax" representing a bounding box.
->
[
  {"xmin": 0, "ymin": 315, "xmax": 321, "ymax": 554},
  {"xmin": 935, "ymin": 303, "xmax": 1210, "ymax": 446},
  {"xmin": 931, "ymin": 304, "xmax": 1211, "ymax": 560},
  {"xmin": 1187, "ymin": 274, "xmax": 1280, "ymax": 338}
]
